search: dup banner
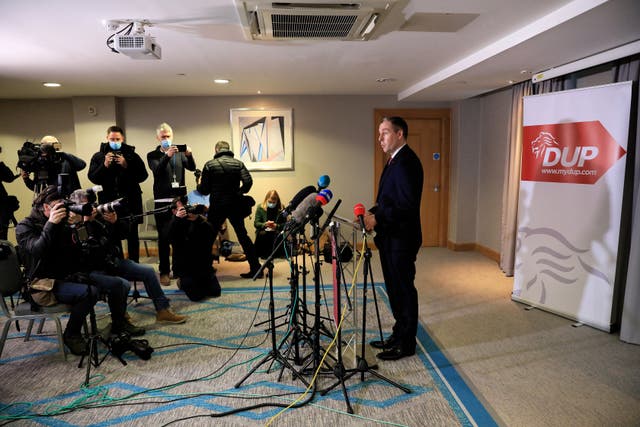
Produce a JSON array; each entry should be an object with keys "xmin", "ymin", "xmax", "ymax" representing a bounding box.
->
[{"xmin": 513, "ymin": 81, "xmax": 632, "ymax": 331}]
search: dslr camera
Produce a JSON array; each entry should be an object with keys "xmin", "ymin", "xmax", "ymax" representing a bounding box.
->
[
  {"xmin": 184, "ymin": 204, "xmax": 206, "ymax": 215},
  {"xmin": 109, "ymin": 331, "xmax": 154, "ymax": 362}
]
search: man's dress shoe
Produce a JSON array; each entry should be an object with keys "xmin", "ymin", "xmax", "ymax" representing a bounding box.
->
[
  {"xmin": 376, "ymin": 346, "xmax": 415, "ymax": 361},
  {"xmin": 369, "ymin": 335, "xmax": 398, "ymax": 349}
]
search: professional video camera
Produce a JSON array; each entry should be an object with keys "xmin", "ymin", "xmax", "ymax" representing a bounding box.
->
[{"xmin": 17, "ymin": 140, "xmax": 61, "ymax": 177}]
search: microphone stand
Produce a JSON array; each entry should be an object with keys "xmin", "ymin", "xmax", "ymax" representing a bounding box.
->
[
  {"xmin": 320, "ymin": 232, "xmax": 411, "ymax": 407},
  {"xmin": 235, "ymin": 239, "xmax": 309, "ymax": 389}
]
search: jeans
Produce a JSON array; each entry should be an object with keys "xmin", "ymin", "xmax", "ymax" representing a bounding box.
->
[
  {"xmin": 88, "ymin": 271, "xmax": 131, "ymax": 326},
  {"xmin": 52, "ymin": 282, "xmax": 98, "ymax": 336},
  {"xmin": 115, "ymin": 258, "xmax": 170, "ymax": 311}
]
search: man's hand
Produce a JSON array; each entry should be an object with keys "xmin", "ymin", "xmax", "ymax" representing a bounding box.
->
[
  {"xmin": 165, "ymin": 146, "xmax": 178, "ymax": 158},
  {"xmin": 363, "ymin": 212, "xmax": 376, "ymax": 232},
  {"xmin": 47, "ymin": 202, "xmax": 68, "ymax": 224},
  {"xmin": 102, "ymin": 211, "xmax": 118, "ymax": 224}
]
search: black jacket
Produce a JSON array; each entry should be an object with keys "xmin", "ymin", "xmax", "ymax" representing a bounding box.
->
[
  {"xmin": 147, "ymin": 146, "xmax": 196, "ymax": 200},
  {"xmin": 15, "ymin": 211, "xmax": 82, "ymax": 281},
  {"xmin": 168, "ymin": 215, "xmax": 216, "ymax": 277},
  {"xmin": 88, "ymin": 143, "xmax": 148, "ymax": 221},
  {"xmin": 0, "ymin": 161, "xmax": 19, "ymax": 199},
  {"xmin": 22, "ymin": 152, "xmax": 86, "ymax": 192},
  {"xmin": 197, "ymin": 151, "xmax": 252, "ymax": 208},
  {"xmin": 371, "ymin": 144, "xmax": 423, "ymax": 252}
]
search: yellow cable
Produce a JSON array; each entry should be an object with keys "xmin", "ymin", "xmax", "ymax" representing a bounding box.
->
[{"xmin": 265, "ymin": 237, "xmax": 367, "ymax": 426}]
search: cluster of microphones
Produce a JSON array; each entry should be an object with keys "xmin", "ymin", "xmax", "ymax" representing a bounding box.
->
[{"xmin": 281, "ymin": 174, "xmax": 368, "ymax": 235}]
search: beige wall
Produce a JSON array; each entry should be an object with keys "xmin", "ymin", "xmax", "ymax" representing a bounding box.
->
[{"xmin": 0, "ymin": 95, "xmax": 446, "ymax": 244}]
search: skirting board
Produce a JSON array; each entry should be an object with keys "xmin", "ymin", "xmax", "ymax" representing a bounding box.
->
[{"xmin": 447, "ymin": 241, "xmax": 500, "ymax": 262}]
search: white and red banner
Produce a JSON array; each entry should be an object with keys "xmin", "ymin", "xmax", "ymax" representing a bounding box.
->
[{"xmin": 513, "ymin": 82, "xmax": 632, "ymax": 331}]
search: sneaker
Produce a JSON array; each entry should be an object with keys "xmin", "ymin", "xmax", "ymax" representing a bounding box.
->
[
  {"xmin": 63, "ymin": 334, "xmax": 88, "ymax": 356},
  {"xmin": 160, "ymin": 274, "xmax": 171, "ymax": 286},
  {"xmin": 156, "ymin": 308, "xmax": 187, "ymax": 324}
]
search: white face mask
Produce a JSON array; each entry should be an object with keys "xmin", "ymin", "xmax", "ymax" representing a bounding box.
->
[{"xmin": 267, "ymin": 202, "xmax": 276, "ymax": 209}]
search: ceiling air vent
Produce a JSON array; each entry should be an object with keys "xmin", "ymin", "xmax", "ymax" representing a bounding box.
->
[{"xmin": 235, "ymin": 1, "xmax": 396, "ymax": 41}]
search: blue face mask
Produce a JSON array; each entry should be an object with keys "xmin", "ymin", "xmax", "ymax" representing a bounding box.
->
[
  {"xmin": 267, "ymin": 202, "xmax": 277, "ymax": 209},
  {"xmin": 109, "ymin": 141, "xmax": 122, "ymax": 151},
  {"xmin": 161, "ymin": 139, "xmax": 172, "ymax": 149}
]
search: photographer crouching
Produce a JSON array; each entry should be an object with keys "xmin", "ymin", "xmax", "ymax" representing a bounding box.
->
[
  {"xmin": 70, "ymin": 189, "xmax": 188, "ymax": 324},
  {"xmin": 168, "ymin": 196, "xmax": 221, "ymax": 301}
]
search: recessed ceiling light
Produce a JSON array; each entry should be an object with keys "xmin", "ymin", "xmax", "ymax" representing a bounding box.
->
[
  {"xmin": 520, "ymin": 70, "xmax": 531, "ymax": 75},
  {"xmin": 43, "ymin": 82, "xmax": 61, "ymax": 87},
  {"xmin": 214, "ymin": 79, "xmax": 230, "ymax": 84},
  {"xmin": 257, "ymin": 90, "xmax": 262, "ymax": 94}
]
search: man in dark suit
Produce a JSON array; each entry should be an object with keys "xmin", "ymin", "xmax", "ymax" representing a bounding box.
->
[{"xmin": 364, "ymin": 116, "xmax": 423, "ymax": 361}]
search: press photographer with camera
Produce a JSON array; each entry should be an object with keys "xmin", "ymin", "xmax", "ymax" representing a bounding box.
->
[
  {"xmin": 18, "ymin": 136, "xmax": 86, "ymax": 194},
  {"xmin": 15, "ymin": 185, "xmax": 99, "ymax": 355},
  {"xmin": 146, "ymin": 122, "xmax": 196, "ymax": 286},
  {"xmin": 168, "ymin": 196, "xmax": 220, "ymax": 301},
  {"xmin": 88, "ymin": 126, "xmax": 148, "ymax": 263},
  {"xmin": 68, "ymin": 188, "xmax": 186, "ymax": 325},
  {"xmin": 66, "ymin": 189, "xmax": 145, "ymax": 338},
  {"xmin": 0, "ymin": 145, "xmax": 20, "ymax": 240}
]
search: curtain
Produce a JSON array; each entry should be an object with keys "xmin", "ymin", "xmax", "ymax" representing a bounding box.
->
[
  {"xmin": 500, "ymin": 77, "xmax": 575, "ymax": 276},
  {"xmin": 500, "ymin": 81, "xmax": 531, "ymax": 275},
  {"xmin": 616, "ymin": 58, "xmax": 640, "ymax": 344}
]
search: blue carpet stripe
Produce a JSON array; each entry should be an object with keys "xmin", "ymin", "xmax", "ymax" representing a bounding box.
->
[{"xmin": 1, "ymin": 284, "xmax": 496, "ymax": 426}]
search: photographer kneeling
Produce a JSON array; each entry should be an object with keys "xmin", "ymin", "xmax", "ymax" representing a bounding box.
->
[
  {"xmin": 70, "ymin": 190, "xmax": 187, "ymax": 325},
  {"xmin": 168, "ymin": 196, "xmax": 221, "ymax": 301}
]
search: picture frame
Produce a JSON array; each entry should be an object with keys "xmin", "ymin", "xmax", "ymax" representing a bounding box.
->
[{"xmin": 230, "ymin": 108, "xmax": 294, "ymax": 171}]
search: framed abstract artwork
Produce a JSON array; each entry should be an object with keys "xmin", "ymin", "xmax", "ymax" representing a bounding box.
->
[{"xmin": 230, "ymin": 108, "xmax": 293, "ymax": 171}]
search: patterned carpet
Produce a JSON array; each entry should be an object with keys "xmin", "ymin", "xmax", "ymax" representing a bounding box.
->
[{"xmin": 1, "ymin": 266, "xmax": 495, "ymax": 426}]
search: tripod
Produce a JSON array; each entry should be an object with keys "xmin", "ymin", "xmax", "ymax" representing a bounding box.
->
[
  {"xmin": 235, "ymin": 258, "xmax": 309, "ymax": 388},
  {"xmin": 321, "ymin": 234, "xmax": 410, "ymax": 410},
  {"xmin": 78, "ymin": 286, "xmax": 126, "ymax": 386}
]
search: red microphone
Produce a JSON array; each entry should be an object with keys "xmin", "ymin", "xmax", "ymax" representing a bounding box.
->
[{"xmin": 353, "ymin": 203, "xmax": 366, "ymax": 233}]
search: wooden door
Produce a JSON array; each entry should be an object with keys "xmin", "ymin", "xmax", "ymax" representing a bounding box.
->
[{"xmin": 374, "ymin": 109, "xmax": 450, "ymax": 247}]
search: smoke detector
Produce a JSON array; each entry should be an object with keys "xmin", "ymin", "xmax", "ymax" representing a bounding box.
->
[{"xmin": 235, "ymin": 1, "xmax": 396, "ymax": 41}]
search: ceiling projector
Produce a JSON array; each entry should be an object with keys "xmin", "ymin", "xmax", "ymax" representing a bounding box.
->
[{"xmin": 113, "ymin": 34, "xmax": 161, "ymax": 60}]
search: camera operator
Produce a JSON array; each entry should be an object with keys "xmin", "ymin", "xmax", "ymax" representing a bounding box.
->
[
  {"xmin": 19, "ymin": 136, "xmax": 86, "ymax": 194},
  {"xmin": 0, "ymin": 145, "xmax": 20, "ymax": 240},
  {"xmin": 15, "ymin": 185, "xmax": 98, "ymax": 355},
  {"xmin": 66, "ymin": 190, "xmax": 145, "ymax": 337},
  {"xmin": 88, "ymin": 126, "xmax": 148, "ymax": 263},
  {"xmin": 71, "ymin": 190, "xmax": 188, "ymax": 324},
  {"xmin": 168, "ymin": 196, "xmax": 220, "ymax": 301},
  {"xmin": 146, "ymin": 123, "xmax": 196, "ymax": 286}
]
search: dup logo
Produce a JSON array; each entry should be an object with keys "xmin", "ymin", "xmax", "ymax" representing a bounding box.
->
[{"xmin": 521, "ymin": 121, "xmax": 626, "ymax": 185}]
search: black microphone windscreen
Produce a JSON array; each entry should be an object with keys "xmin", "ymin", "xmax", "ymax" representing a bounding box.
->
[{"xmin": 285, "ymin": 185, "xmax": 316, "ymax": 213}]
